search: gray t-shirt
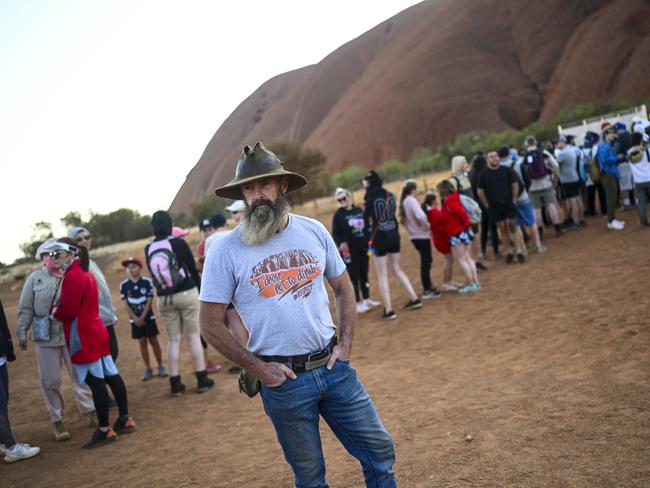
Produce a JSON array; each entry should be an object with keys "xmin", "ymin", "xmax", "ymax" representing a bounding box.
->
[
  {"xmin": 556, "ymin": 146, "xmax": 579, "ymax": 183},
  {"xmin": 200, "ymin": 214, "xmax": 347, "ymax": 356}
]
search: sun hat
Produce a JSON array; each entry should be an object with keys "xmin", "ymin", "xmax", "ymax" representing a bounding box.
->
[
  {"xmin": 214, "ymin": 142, "xmax": 307, "ymax": 199},
  {"xmin": 35, "ymin": 237, "xmax": 58, "ymax": 260},
  {"xmin": 67, "ymin": 226, "xmax": 90, "ymax": 239},
  {"xmin": 42, "ymin": 241, "xmax": 78, "ymax": 255},
  {"xmin": 171, "ymin": 226, "xmax": 190, "ymax": 238},
  {"xmin": 121, "ymin": 257, "xmax": 143, "ymax": 268},
  {"xmin": 225, "ymin": 200, "xmax": 246, "ymax": 213}
]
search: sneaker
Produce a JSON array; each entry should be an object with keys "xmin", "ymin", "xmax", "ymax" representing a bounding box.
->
[
  {"xmin": 113, "ymin": 416, "xmax": 136, "ymax": 435},
  {"xmin": 140, "ymin": 368, "xmax": 154, "ymax": 381},
  {"xmin": 536, "ymin": 245, "xmax": 547, "ymax": 253},
  {"xmin": 4, "ymin": 443, "xmax": 40, "ymax": 463},
  {"xmin": 157, "ymin": 366, "xmax": 169, "ymax": 377},
  {"xmin": 381, "ymin": 309, "xmax": 397, "ymax": 320},
  {"xmin": 493, "ymin": 252, "xmax": 503, "ymax": 261},
  {"xmin": 404, "ymin": 298, "xmax": 423, "ymax": 310},
  {"xmin": 356, "ymin": 302, "xmax": 371, "ymax": 313},
  {"xmin": 475, "ymin": 262, "xmax": 488, "ymax": 271},
  {"xmin": 206, "ymin": 361, "xmax": 222, "ymax": 374},
  {"xmin": 0, "ymin": 444, "xmax": 6, "ymax": 455},
  {"xmin": 422, "ymin": 288, "xmax": 441, "ymax": 299},
  {"xmin": 82, "ymin": 428, "xmax": 118, "ymax": 449},
  {"xmin": 458, "ymin": 284, "xmax": 479, "ymax": 294},
  {"xmin": 505, "ymin": 254, "xmax": 514, "ymax": 264},
  {"xmin": 607, "ymin": 220, "xmax": 624, "ymax": 230},
  {"xmin": 53, "ymin": 420, "xmax": 71, "ymax": 441},
  {"xmin": 516, "ymin": 253, "xmax": 526, "ymax": 264},
  {"xmin": 441, "ymin": 282, "xmax": 458, "ymax": 292},
  {"xmin": 364, "ymin": 298, "xmax": 381, "ymax": 308}
]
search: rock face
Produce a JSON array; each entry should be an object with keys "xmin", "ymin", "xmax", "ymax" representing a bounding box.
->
[{"xmin": 170, "ymin": 0, "xmax": 650, "ymax": 213}]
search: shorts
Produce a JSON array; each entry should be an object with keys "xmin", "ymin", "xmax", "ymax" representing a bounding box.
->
[
  {"xmin": 561, "ymin": 182, "xmax": 580, "ymax": 198},
  {"xmin": 448, "ymin": 228, "xmax": 474, "ymax": 247},
  {"xmin": 487, "ymin": 204, "xmax": 517, "ymax": 223},
  {"xmin": 515, "ymin": 200, "xmax": 536, "ymax": 226},
  {"xmin": 157, "ymin": 288, "xmax": 201, "ymax": 337},
  {"xmin": 374, "ymin": 244, "xmax": 400, "ymax": 257},
  {"xmin": 529, "ymin": 187, "xmax": 557, "ymax": 209},
  {"xmin": 131, "ymin": 317, "xmax": 159, "ymax": 339}
]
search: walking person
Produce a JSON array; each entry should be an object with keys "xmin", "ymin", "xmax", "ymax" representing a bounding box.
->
[
  {"xmin": 49, "ymin": 239, "xmax": 136, "ymax": 449},
  {"xmin": 18, "ymin": 239, "xmax": 95, "ymax": 441},
  {"xmin": 1, "ymin": 299, "xmax": 41, "ymax": 462},
  {"xmin": 399, "ymin": 180, "xmax": 441, "ymax": 299},
  {"xmin": 146, "ymin": 211, "xmax": 215, "ymax": 395},
  {"xmin": 597, "ymin": 124, "xmax": 626, "ymax": 230},
  {"xmin": 200, "ymin": 142, "xmax": 396, "ymax": 488},
  {"xmin": 628, "ymin": 132, "xmax": 650, "ymax": 227},
  {"xmin": 332, "ymin": 188, "xmax": 381, "ymax": 313},
  {"xmin": 363, "ymin": 170, "xmax": 421, "ymax": 319}
]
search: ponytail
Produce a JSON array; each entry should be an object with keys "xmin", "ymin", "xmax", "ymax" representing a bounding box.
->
[{"xmin": 399, "ymin": 180, "xmax": 417, "ymax": 224}]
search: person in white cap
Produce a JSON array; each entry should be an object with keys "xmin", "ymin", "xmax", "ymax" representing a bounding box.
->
[{"xmin": 225, "ymin": 200, "xmax": 246, "ymax": 225}]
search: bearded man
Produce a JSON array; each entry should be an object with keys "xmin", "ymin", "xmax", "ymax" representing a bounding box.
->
[{"xmin": 199, "ymin": 142, "xmax": 396, "ymax": 487}]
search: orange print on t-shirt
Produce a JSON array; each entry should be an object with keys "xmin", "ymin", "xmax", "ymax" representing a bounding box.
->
[{"xmin": 249, "ymin": 249, "xmax": 322, "ymax": 300}]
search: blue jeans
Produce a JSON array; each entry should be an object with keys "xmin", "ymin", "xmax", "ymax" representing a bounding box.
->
[{"xmin": 260, "ymin": 360, "xmax": 396, "ymax": 488}]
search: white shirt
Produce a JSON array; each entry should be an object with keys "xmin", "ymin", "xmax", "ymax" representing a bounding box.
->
[
  {"xmin": 628, "ymin": 146, "xmax": 650, "ymax": 184},
  {"xmin": 204, "ymin": 229, "xmax": 232, "ymax": 256}
]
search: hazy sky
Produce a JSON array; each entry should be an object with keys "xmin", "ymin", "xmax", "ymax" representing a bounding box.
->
[{"xmin": 1, "ymin": 0, "xmax": 421, "ymax": 263}]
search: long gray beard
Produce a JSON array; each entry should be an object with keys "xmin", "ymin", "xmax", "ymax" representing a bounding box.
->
[{"xmin": 240, "ymin": 193, "xmax": 290, "ymax": 246}]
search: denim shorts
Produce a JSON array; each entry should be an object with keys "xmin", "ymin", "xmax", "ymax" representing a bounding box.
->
[{"xmin": 449, "ymin": 228, "xmax": 474, "ymax": 247}]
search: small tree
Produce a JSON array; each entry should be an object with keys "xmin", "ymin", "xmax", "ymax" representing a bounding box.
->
[{"xmin": 19, "ymin": 221, "xmax": 53, "ymax": 259}]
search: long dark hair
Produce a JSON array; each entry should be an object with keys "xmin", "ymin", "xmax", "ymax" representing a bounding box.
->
[
  {"xmin": 470, "ymin": 153, "xmax": 487, "ymax": 189},
  {"xmin": 399, "ymin": 179, "xmax": 417, "ymax": 224},
  {"xmin": 57, "ymin": 237, "xmax": 89, "ymax": 271}
]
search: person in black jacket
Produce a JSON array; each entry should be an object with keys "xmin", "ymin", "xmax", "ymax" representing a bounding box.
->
[
  {"xmin": 332, "ymin": 188, "xmax": 381, "ymax": 314},
  {"xmin": 0, "ymin": 300, "xmax": 41, "ymax": 462},
  {"xmin": 145, "ymin": 211, "xmax": 214, "ymax": 396},
  {"xmin": 362, "ymin": 171, "xmax": 421, "ymax": 320}
]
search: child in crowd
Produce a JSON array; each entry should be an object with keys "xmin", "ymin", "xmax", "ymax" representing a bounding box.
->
[
  {"xmin": 119, "ymin": 257, "xmax": 167, "ymax": 381},
  {"xmin": 423, "ymin": 192, "xmax": 457, "ymax": 292},
  {"xmin": 436, "ymin": 180, "xmax": 480, "ymax": 293}
]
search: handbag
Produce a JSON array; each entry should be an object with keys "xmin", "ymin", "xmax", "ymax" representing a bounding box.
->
[{"xmin": 32, "ymin": 278, "xmax": 61, "ymax": 342}]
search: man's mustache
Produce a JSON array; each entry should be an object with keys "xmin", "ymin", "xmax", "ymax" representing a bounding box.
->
[{"xmin": 251, "ymin": 199, "xmax": 275, "ymax": 211}]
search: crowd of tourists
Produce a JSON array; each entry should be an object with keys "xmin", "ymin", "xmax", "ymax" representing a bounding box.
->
[{"xmin": 0, "ymin": 119, "xmax": 647, "ymax": 467}]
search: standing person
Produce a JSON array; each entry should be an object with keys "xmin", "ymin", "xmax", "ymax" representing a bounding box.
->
[
  {"xmin": 470, "ymin": 153, "xmax": 500, "ymax": 260},
  {"xmin": 225, "ymin": 200, "xmax": 246, "ymax": 224},
  {"xmin": 146, "ymin": 211, "xmax": 215, "ymax": 395},
  {"xmin": 363, "ymin": 170, "xmax": 421, "ymax": 319},
  {"xmin": 399, "ymin": 180, "xmax": 441, "ymax": 299},
  {"xmin": 195, "ymin": 218, "xmax": 214, "ymax": 274},
  {"xmin": 556, "ymin": 136, "xmax": 585, "ymax": 227},
  {"xmin": 332, "ymin": 188, "xmax": 381, "ymax": 313},
  {"xmin": 522, "ymin": 136, "xmax": 564, "ymax": 238},
  {"xmin": 119, "ymin": 257, "xmax": 167, "ymax": 381},
  {"xmin": 628, "ymin": 132, "xmax": 650, "ymax": 227},
  {"xmin": 498, "ymin": 147, "xmax": 546, "ymax": 253},
  {"xmin": 597, "ymin": 124, "xmax": 626, "ymax": 230},
  {"xmin": 18, "ymin": 239, "xmax": 95, "ymax": 442},
  {"xmin": 1, "ymin": 299, "xmax": 41, "ymax": 462},
  {"xmin": 436, "ymin": 180, "xmax": 480, "ymax": 292},
  {"xmin": 614, "ymin": 122, "xmax": 634, "ymax": 210},
  {"xmin": 425, "ymin": 193, "xmax": 457, "ymax": 291},
  {"xmin": 200, "ymin": 142, "xmax": 396, "ymax": 488},
  {"xmin": 67, "ymin": 227, "xmax": 119, "ymax": 361},
  {"xmin": 204, "ymin": 213, "xmax": 230, "ymax": 256},
  {"xmin": 49, "ymin": 239, "xmax": 136, "ymax": 449},
  {"xmin": 477, "ymin": 150, "xmax": 526, "ymax": 264},
  {"xmin": 582, "ymin": 131, "xmax": 607, "ymax": 217}
]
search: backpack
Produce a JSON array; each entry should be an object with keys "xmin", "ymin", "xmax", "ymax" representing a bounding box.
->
[
  {"xmin": 459, "ymin": 194, "xmax": 481, "ymax": 224},
  {"xmin": 589, "ymin": 150, "xmax": 601, "ymax": 183},
  {"xmin": 525, "ymin": 148, "xmax": 548, "ymax": 179},
  {"xmin": 508, "ymin": 162, "xmax": 529, "ymax": 197},
  {"xmin": 147, "ymin": 238, "xmax": 187, "ymax": 295}
]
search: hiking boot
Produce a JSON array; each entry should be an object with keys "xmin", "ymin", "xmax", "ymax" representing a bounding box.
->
[
  {"xmin": 381, "ymin": 309, "xmax": 397, "ymax": 320},
  {"xmin": 170, "ymin": 375, "xmax": 186, "ymax": 396},
  {"xmin": 82, "ymin": 428, "xmax": 118, "ymax": 449},
  {"xmin": 422, "ymin": 288, "xmax": 441, "ymax": 299},
  {"xmin": 113, "ymin": 416, "xmax": 136, "ymax": 435},
  {"xmin": 364, "ymin": 298, "xmax": 381, "ymax": 308},
  {"xmin": 157, "ymin": 365, "xmax": 169, "ymax": 377},
  {"xmin": 505, "ymin": 254, "xmax": 514, "ymax": 264},
  {"xmin": 196, "ymin": 370, "xmax": 215, "ymax": 393},
  {"xmin": 356, "ymin": 302, "xmax": 371, "ymax": 313},
  {"xmin": 140, "ymin": 367, "xmax": 154, "ymax": 381},
  {"xmin": 206, "ymin": 361, "xmax": 222, "ymax": 374},
  {"xmin": 516, "ymin": 253, "xmax": 526, "ymax": 264},
  {"xmin": 4, "ymin": 443, "xmax": 40, "ymax": 463},
  {"xmin": 404, "ymin": 298, "xmax": 422, "ymax": 310},
  {"xmin": 53, "ymin": 420, "xmax": 71, "ymax": 441}
]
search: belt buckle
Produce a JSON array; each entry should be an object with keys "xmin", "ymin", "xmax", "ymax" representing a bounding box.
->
[{"xmin": 305, "ymin": 350, "xmax": 329, "ymax": 371}]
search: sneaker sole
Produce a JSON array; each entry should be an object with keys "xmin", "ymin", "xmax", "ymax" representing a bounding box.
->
[
  {"xmin": 114, "ymin": 426, "xmax": 136, "ymax": 435},
  {"xmin": 54, "ymin": 433, "xmax": 71, "ymax": 442},
  {"xmin": 421, "ymin": 294, "xmax": 441, "ymax": 300},
  {"xmin": 4, "ymin": 451, "xmax": 40, "ymax": 463},
  {"xmin": 404, "ymin": 303, "xmax": 423, "ymax": 310}
]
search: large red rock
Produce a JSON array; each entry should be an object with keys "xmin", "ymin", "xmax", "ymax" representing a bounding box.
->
[{"xmin": 170, "ymin": 0, "xmax": 650, "ymax": 213}]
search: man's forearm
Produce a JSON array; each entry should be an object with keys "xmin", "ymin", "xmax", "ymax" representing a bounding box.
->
[
  {"xmin": 478, "ymin": 189, "xmax": 489, "ymax": 208},
  {"xmin": 334, "ymin": 282, "xmax": 356, "ymax": 355}
]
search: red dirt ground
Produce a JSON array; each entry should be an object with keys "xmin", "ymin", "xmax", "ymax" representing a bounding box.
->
[{"xmin": 2, "ymin": 212, "xmax": 649, "ymax": 487}]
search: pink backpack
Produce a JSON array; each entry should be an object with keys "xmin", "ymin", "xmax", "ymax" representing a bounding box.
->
[{"xmin": 147, "ymin": 238, "xmax": 186, "ymax": 295}]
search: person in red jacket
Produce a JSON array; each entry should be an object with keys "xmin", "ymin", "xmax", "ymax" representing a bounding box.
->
[
  {"xmin": 424, "ymin": 193, "xmax": 456, "ymax": 292},
  {"xmin": 48, "ymin": 238, "xmax": 136, "ymax": 449},
  {"xmin": 436, "ymin": 180, "xmax": 480, "ymax": 293}
]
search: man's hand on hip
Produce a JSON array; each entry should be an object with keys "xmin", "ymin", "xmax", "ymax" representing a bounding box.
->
[
  {"xmin": 327, "ymin": 344, "xmax": 350, "ymax": 370},
  {"xmin": 257, "ymin": 361, "xmax": 297, "ymax": 387}
]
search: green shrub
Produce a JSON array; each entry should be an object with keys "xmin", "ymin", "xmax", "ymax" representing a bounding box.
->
[
  {"xmin": 332, "ymin": 165, "xmax": 366, "ymax": 192},
  {"xmin": 377, "ymin": 160, "xmax": 409, "ymax": 182}
]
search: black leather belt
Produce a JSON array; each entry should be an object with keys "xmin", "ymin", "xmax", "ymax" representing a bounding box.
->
[{"xmin": 257, "ymin": 336, "xmax": 338, "ymax": 372}]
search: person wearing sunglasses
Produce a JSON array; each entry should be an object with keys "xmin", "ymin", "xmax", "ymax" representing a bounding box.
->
[
  {"xmin": 67, "ymin": 227, "xmax": 119, "ymax": 362},
  {"xmin": 48, "ymin": 239, "xmax": 135, "ymax": 449},
  {"xmin": 332, "ymin": 188, "xmax": 381, "ymax": 314},
  {"xmin": 17, "ymin": 238, "xmax": 95, "ymax": 442}
]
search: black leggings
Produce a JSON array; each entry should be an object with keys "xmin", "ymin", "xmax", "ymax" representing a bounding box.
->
[
  {"xmin": 85, "ymin": 372, "xmax": 128, "ymax": 428},
  {"xmin": 480, "ymin": 216, "xmax": 499, "ymax": 256},
  {"xmin": 410, "ymin": 239, "xmax": 433, "ymax": 291},
  {"xmin": 0, "ymin": 364, "xmax": 15, "ymax": 448},
  {"xmin": 346, "ymin": 248, "xmax": 370, "ymax": 302},
  {"xmin": 587, "ymin": 183, "xmax": 607, "ymax": 216},
  {"xmin": 107, "ymin": 325, "xmax": 119, "ymax": 361}
]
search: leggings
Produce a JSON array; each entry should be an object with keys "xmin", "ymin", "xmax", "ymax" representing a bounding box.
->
[
  {"xmin": 410, "ymin": 239, "xmax": 433, "ymax": 291},
  {"xmin": 107, "ymin": 325, "xmax": 119, "ymax": 361},
  {"xmin": 0, "ymin": 364, "xmax": 15, "ymax": 448},
  {"xmin": 346, "ymin": 248, "xmax": 370, "ymax": 302},
  {"xmin": 85, "ymin": 373, "xmax": 128, "ymax": 428},
  {"xmin": 601, "ymin": 172, "xmax": 619, "ymax": 223},
  {"xmin": 587, "ymin": 183, "xmax": 607, "ymax": 216},
  {"xmin": 480, "ymin": 216, "xmax": 499, "ymax": 256}
]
